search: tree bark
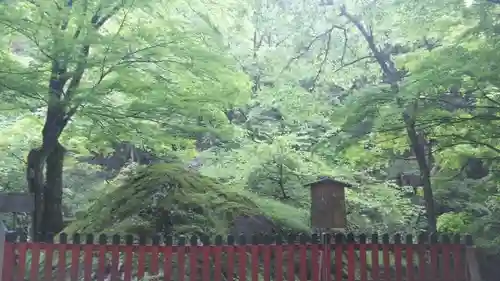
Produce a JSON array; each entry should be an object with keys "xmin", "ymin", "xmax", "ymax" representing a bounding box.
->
[
  {"xmin": 403, "ymin": 113, "xmax": 437, "ymax": 232},
  {"xmin": 42, "ymin": 141, "xmax": 65, "ymax": 236},
  {"xmin": 26, "ymin": 142, "xmax": 66, "ymax": 241},
  {"xmin": 26, "ymin": 148, "xmax": 44, "ymax": 241},
  {"xmin": 26, "ymin": 78, "xmax": 68, "ymax": 241}
]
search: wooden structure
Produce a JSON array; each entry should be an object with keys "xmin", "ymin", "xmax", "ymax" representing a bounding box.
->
[
  {"xmin": 0, "ymin": 192, "xmax": 34, "ymax": 278},
  {"xmin": 307, "ymin": 176, "xmax": 351, "ymax": 231},
  {"xmin": 0, "ymin": 192, "xmax": 34, "ymax": 213},
  {"xmin": 1, "ymin": 232, "xmax": 472, "ymax": 281}
]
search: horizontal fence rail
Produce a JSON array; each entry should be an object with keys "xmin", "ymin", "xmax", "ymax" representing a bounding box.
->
[{"xmin": 2, "ymin": 232, "xmax": 471, "ymax": 281}]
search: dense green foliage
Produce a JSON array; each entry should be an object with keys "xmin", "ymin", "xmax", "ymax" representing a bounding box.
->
[
  {"xmin": 64, "ymin": 163, "xmax": 311, "ymax": 235},
  {"xmin": 2, "ymin": 0, "xmax": 500, "ymax": 251}
]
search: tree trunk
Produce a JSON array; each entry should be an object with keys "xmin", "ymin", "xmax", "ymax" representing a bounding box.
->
[
  {"xmin": 41, "ymin": 141, "xmax": 65, "ymax": 237},
  {"xmin": 26, "ymin": 142, "xmax": 66, "ymax": 241},
  {"xmin": 403, "ymin": 113, "xmax": 437, "ymax": 232},
  {"xmin": 26, "ymin": 98, "xmax": 68, "ymax": 241},
  {"xmin": 26, "ymin": 148, "xmax": 45, "ymax": 241}
]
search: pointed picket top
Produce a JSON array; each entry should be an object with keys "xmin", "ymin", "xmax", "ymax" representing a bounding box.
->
[{"xmin": 3, "ymin": 232, "xmax": 473, "ymax": 246}]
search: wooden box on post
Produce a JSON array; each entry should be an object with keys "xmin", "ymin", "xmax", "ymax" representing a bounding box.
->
[
  {"xmin": 307, "ymin": 176, "xmax": 351, "ymax": 231},
  {"xmin": 0, "ymin": 192, "xmax": 34, "ymax": 280},
  {"xmin": 0, "ymin": 192, "xmax": 34, "ymax": 213}
]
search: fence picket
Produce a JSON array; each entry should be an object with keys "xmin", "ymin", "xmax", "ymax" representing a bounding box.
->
[
  {"xmin": 177, "ymin": 236, "xmax": 186, "ymax": 281},
  {"xmin": 370, "ymin": 233, "xmax": 380, "ymax": 280},
  {"xmin": 96, "ymin": 234, "xmax": 107, "ymax": 281},
  {"xmin": 150, "ymin": 235, "xmax": 160, "ymax": 276},
  {"xmin": 429, "ymin": 233, "xmax": 439, "ymax": 281},
  {"xmin": 17, "ymin": 238, "xmax": 27, "ymax": 281},
  {"xmin": 441, "ymin": 234, "xmax": 451, "ymax": 281},
  {"xmin": 0, "ymin": 224, "xmax": 5, "ymax": 281},
  {"xmin": 275, "ymin": 235, "xmax": 284, "ymax": 281},
  {"xmin": 214, "ymin": 236, "xmax": 223, "ymax": 281},
  {"xmin": 201, "ymin": 240, "xmax": 211, "ymax": 281},
  {"xmin": 417, "ymin": 232, "xmax": 427, "ymax": 281},
  {"xmin": 110, "ymin": 235, "xmax": 120, "ymax": 281},
  {"xmin": 43, "ymin": 235, "xmax": 54, "ymax": 281},
  {"xmin": 163, "ymin": 239, "xmax": 173, "ymax": 281},
  {"xmin": 262, "ymin": 236, "xmax": 271, "ymax": 281},
  {"xmin": 359, "ymin": 234, "xmax": 367, "ymax": 281},
  {"xmin": 237, "ymin": 235, "xmax": 247, "ymax": 281},
  {"xmin": 310, "ymin": 239, "xmax": 320, "ymax": 281},
  {"xmin": 346, "ymin": 234, "xmax": 356, "ymax": 281},
  {"xmin": 382, "ymin": 234, "xmax": 391, "ymax": 281},
  {"xmin": 83, "ymin": 234, "xmax": 93, "ymax": 281},
  {"xmin": 189, "ymin": 235, "xmax": 198, "ymax": 281},
  {"xmin": 298, "ymin": 234, "xmax": 308, "ymax": 281},
  {"xmin": 2, "ymin": 231, "xmax": 14, "ymax": 281},
  {"xmin": 333, "ymin": 234, "xmax": 342, "ymax": 281},
  {"xmin": 394, "ymin": 234, "xmax": 403, "ymax": 281},
  {"xmin": 70, "ymin": 234, "xmax": 80, "ymax": 281},
  {"xmin": 405, "ymin": 234, "xmax": 414, "ymax": 281},
  {"xmin": 286, "ymin": 235, "xmax": 295, "ymax": 281}
]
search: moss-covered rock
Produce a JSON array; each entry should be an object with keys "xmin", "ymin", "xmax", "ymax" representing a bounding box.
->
[{"xmin": 64, "ymin": 163, "xmax": 310, "ymax": 236}]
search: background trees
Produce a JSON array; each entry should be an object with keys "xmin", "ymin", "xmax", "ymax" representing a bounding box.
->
[{"xmin": 1, "ymin": 0, "xmax": 500, "ymax": 250}]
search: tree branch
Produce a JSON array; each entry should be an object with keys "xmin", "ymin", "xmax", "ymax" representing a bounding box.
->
[
  {"xmin": 309, "ymin": 28, "xmax": 333, "ymax": 92},
  {"xmin": 279, "ymin": 24, "xmax": 345, "ymax": 74}
]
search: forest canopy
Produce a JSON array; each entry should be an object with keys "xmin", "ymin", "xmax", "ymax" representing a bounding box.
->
[{"xmin": 0, "ymin": 0, "xmax": 500, "ymax": 250}]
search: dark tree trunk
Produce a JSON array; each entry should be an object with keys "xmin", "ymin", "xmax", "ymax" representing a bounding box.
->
[
  {"xmin": 26, "ymin": 139, "xmax": 66, "ymax": 241},
  {"xmin": 26, "ymin": 148, "xmax": 45, "ymax": 241},
  {"xmin": 26, "ymin": 84, "xmax": 68, "ymax": 241},
  {"xmin": 403, "ymin": 115, "xmax": 437, "ymax": 232},
  {"xmin": 41, "ymin": 141, "xmax": 65, "ymax": 236}
]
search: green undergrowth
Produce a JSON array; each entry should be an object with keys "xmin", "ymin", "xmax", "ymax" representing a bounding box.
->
[{"xmin": 64, "ymin": 163, "xmax": 310, "ymax": 236}]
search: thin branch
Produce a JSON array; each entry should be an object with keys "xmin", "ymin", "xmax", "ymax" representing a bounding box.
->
[
  {"xmin": 308, "ymin": 29, "xmax": 333, "ymax": 92},
  {"xmin": 97, "ymin": 4, "xmax": 132, "ymax": 82},
  {"xmin": 94, "ymin": 3, "xmax": 125, "ymax": 28},
  {"xmin": 340, "ymin": 5, "xmax": 398, "ymax": 81},
  {"xmin": 279, "ymin": 24, "xmax": 345, "ymax": 74},
  {"xmin": 331, "ymin": 55, "xmax": 374, "ymax": 74},
  {"xmin": 65, "ymin": 2, "xmax": 128, "ymax": 100},
  {"xmin": 481, "ymin": 91, "xmax": 500, "ymax": 107},
  {"xmin": 437, "ymin": 134, "xmax": 500, "ymax": 154}
]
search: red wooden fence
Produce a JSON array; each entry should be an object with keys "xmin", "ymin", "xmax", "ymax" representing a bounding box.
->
[{"xmin": 2, "ymin": 232, "xmax": 470, "ymax": 281}]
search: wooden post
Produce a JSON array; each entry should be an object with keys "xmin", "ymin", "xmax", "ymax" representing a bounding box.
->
[
  {"xmin": 465, "ymin": 235, "xmax": 482, "ymax": 281},
  {"xmin": 307, "ymin": 177, "xmax": 351, "ymax": 231},
  {"xmin": 0, "ymin": 220, "xmax": 6, "ymax": 280},
  {"xmin": 0, "ymin": 193, "xmax": 35, "ymax": 213},
  {"xmin": 466, "ymin": 247, "xmax": 482, "ymax": 281},
  {"xmin": 308, "ymin": 177, "xmax": 352, "ymax": 281}
]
